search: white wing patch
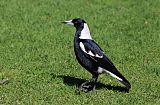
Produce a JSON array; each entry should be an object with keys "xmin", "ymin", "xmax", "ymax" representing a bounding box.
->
[
  {"xmin": 88, "ymin": 51, "xmax": 95, "ymax": 56},
  {"xmin": 98, "ymin": 67, "xmax": 123, "ymax": 81},
  {"xmin": 95, "ymin": 54, "xmax": 103, "ymax": 58},
  {"xmin": 79, "ymin": 42, "xmax": 103, "ymax": 58},
  {"xmin": 79, "ymin": 42, "xmax": 87, "ymax": 53}
]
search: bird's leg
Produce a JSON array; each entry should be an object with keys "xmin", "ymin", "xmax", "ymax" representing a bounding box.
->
[
  {"xmin": 91, "ymin": 75, "xmax": 98, "ymax": 91},
  {"xmin": 82, "ymin": 76, "xmax": 98, "ymax": 90},
  {"xmin": 76, "ymin": 75, "xmax": 98, "ymax": 94},
  {"xmin": 83, "ymin": 75, "xmax": 98, "ymax": 92}
]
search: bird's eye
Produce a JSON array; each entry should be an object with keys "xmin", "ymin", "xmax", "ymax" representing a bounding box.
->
[{"xmin": 74, "ymin": 21, "xmax": 78, "ymax": 24}]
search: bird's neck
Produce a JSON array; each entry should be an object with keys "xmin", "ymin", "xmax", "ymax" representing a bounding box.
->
[{"xmin": 75, "ymin": 23, "xmax": 92, "ymax": 40}]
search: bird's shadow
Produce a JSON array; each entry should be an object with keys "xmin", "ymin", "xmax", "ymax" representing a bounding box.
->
[{"xmin": 50, "ymin": 73, "xmax": 130, "ymax": 93}]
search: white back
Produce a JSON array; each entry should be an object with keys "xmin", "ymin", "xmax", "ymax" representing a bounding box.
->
[{"xmin": 79, "ymin": 23, "xmax": 92, "ymax": 40}]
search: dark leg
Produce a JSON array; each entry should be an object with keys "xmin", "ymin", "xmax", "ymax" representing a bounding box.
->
[
  {"xmin": 75, "ymin": 75, "xmax": 98, "ymax": 94},
  {"xmin": 91, "ymin": 75, "xmax": 98, "ymax": 91}
]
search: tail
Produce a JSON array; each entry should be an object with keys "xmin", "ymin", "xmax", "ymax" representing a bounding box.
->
[
  {"xmin": 98, "ymin": 55, "xmax": 131, "ymax": 89},
  {"xmin": 103, "ymin": 67, "xmax": 131, "ymax": 89},
  {"xmin": 119, "ymin": 77, "xmax": 131, "ymax": 89}
]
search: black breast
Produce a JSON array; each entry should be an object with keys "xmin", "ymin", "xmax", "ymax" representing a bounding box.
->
[{"xmin": 74, "ymin": 37, "xmax": 99, "ymax": 75}]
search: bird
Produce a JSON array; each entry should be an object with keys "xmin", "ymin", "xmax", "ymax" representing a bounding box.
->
[{"xmin": 63, "ymin": 18, "xmax": 131, "ymax": 93}]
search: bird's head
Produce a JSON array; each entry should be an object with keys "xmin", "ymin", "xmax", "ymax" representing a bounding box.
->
[
  {"xmin": 63, "ymin": 18, "xmax": 86, "ymax": 29},
  {"xmin": 63, "ymin": 18, "xmax": 92, "ymax": 39}
]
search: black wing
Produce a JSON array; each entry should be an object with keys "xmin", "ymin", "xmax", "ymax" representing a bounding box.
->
[
  {"xmin": 80, "ymin": 39, "xmax": 115, "ymax": 67},
  {"xmin": 80, "ymin": 39, "xmax": 131, "ymax": 88}
]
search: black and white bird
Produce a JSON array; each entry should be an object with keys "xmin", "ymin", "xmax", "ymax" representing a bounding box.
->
[{"xmin": 63, "ymin": 18, "xmax": 131, "ymax": 93}]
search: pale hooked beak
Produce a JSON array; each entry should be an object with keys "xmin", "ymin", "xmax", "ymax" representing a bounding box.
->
[{"xmin": 63, "ymin": 20, "xmax": 74, "ymax": 25}]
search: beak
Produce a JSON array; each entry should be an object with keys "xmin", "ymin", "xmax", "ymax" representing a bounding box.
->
[{"xmin": 63, "ymin": 20, "xmax": 74, "ymax": 25}]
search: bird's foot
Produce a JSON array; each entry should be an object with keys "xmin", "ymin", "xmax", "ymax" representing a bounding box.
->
[
  {"xmin": 75, "ymin": 75, "xmax": 98, "ymax": 95},
  {"xmin": 75, "ymin": 83, "xmax": 95, "ymax": 95}
]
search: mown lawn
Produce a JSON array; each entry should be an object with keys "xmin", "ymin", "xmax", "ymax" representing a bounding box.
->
[{"xmin": 0, "ymin": 0, "xmax": 160, "ymax": 104}]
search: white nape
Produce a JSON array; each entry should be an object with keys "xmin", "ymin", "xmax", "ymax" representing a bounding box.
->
[
  {"xmin": 79, "ymin": 23, "xmax": 92, "ymax": 39},
  {"xmin": 98, "ymin": 67, "xmax": 123, "ymax": 81}
]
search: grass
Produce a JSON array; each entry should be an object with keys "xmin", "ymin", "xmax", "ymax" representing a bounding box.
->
[{"xmin": 0, "ymin": 0, "xmax": 160, "ymax": 104}]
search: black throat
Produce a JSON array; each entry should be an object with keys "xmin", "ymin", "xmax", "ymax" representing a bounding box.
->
[{"xmin": 74, "ymin": 24, "xmax": 84, "ymax": 39}]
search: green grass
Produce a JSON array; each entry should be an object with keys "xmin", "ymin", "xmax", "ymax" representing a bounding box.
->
[{"xmin": 0, "ymin": 0, "xmax": 160, "ymax": 104}]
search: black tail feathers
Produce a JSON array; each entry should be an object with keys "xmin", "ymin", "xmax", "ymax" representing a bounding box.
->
[{"xmin": 120, "ymin": 78, "xmax": 131, "ymax": 89}]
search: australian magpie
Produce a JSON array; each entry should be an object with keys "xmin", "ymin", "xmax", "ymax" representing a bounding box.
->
[{"xmin": 63, "ymin": 18, "xmax": 131, "ymax": 93}]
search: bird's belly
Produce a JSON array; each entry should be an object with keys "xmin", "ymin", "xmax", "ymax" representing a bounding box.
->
[{"xmin": 74, "ymin": 47, "xmax": 98, "ymax": 74}]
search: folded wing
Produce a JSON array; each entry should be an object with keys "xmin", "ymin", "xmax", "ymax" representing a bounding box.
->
[{"xmin": 79, "ymin": 39, "xmax": 131, "ymax": 88}]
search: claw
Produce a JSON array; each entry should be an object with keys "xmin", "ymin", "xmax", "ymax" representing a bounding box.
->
[
  {"xmin": 75, "ymin": 89, "xmax": 81, "ymax": 95},
  {"xmin": 82, "ymin": 84, "xmax": 92, "ymax": 89},
  {"xmin": 75, "ymin": 75, "xmax": 98, "ymax": 94}
]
